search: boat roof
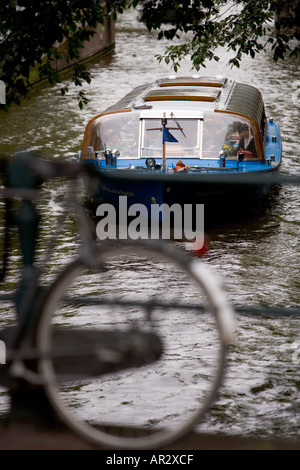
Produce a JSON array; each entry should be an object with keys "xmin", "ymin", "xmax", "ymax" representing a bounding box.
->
[{"xmin": 105, "ymin": 76, "xmax": 265, "ymax": 127}]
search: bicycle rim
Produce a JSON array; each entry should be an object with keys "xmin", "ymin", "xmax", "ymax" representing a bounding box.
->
[{"xmin": 37, "ymin": 239, "xmax": 234, "ymax": 449}]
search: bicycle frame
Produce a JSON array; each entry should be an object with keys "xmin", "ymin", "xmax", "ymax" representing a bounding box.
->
[
  {"xmin": 0, "ymin": 150, "xmax": 234, "ymax": 450},
  {"xmin": 0, "ymin": 151, "xmax": 163, "ymax": 380}
]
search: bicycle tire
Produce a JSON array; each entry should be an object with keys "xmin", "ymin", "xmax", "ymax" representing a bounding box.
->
[{"xmin": 37, "ymin": 239, "xmax": 234, "ymax": 450}]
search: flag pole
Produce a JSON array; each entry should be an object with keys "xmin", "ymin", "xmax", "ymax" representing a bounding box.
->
[{"xmin": 162, "ymin": 113, "xmax": 166, "ymax": 171}]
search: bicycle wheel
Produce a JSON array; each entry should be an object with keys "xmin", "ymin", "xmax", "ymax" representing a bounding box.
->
[{"xmin": 37, "ymin": 239, "xmax": 234, "ymax": 449}]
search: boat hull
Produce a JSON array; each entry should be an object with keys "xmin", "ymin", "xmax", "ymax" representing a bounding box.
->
[{"xmin": 84, "ymin": 167, "xmax": 280, "ymax": 229}]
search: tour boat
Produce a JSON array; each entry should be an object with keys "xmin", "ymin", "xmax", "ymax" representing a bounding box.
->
[{"xmin": 78, "ymin": 76, "xmax": 282, "ymax": 223}]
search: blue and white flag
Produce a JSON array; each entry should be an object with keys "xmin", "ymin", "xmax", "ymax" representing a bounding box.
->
[{"xmin": 162, "ymin": 126, "xmax": 178, "ymax": 143}]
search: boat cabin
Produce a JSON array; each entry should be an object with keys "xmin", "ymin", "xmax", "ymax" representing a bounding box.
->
[{"xmin": 80, "ymin": 77, "xmax": 280, "ymax": 171}]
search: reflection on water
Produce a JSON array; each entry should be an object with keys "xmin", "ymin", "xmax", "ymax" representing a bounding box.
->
[{"xmin": 0, "ymin": 9, "xmax": 300, "ymax": 441}]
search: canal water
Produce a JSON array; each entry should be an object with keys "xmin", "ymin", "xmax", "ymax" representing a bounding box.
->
[{"xmin": 0, "ymin": 9, "xmax": 300, "ymax": 442}]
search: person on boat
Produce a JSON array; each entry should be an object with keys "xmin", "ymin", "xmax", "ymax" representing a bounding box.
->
[
  {"xmin": 226, "ymin": 121, "xmax": 242, "ymax": 142},
  {"xmin": 101, "ymin": 122, "xmax": 140, "ymax": 158},
  {"xmin": 237, "ymin": 123, "xmax": 257, "ymax": 158}
]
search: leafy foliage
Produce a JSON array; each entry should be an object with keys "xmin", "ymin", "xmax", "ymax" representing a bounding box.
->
[
  {"xmin": 0, "ymin": 0, "xmax": 127, "ymax": 109},
  {"xmin": 0, "ymin": 0, "xmax": 299, "ymax": 110},
  {"xmin": 139, "ymin": 0, "xmax": 300, "ymax": 70}
]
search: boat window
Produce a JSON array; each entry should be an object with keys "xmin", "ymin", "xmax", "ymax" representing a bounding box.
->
[
  {"xmin": 202, "ymin": 112, "xmax": 260, "ymax": 160},
  {"xmin": 141, "ymin": 118, "xmax": 199, "ymax": 158},
  {"xmin": 82, "ymin": 111, "xmax": 262, "ymax": 161},
  {"xmin": 82, "ymin": 112, "xmax": 140, "ymax": 158}
]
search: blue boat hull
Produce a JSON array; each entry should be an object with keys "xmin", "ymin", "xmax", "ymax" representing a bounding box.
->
[{"xmin": 84, "ymin": 166, "xmax": 280, "ymax": 229}]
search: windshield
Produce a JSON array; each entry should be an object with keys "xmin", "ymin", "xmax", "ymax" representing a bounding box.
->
[
  {"xmin": 82, "ymin": 111, "xmax": 140, "ymax": 159},
  {"xmin": 142, "ymin": 113, "xmax": 259, "ymax": 159},
  {"xmin": 141, "ymin": 118, "xmax": 199, "ymax": 158},
  {"xmin": 82, "ymin": 111, "xmax": 261, "ymax": 160}
]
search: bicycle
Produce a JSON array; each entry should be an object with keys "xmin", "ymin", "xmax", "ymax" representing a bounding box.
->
[{"xmin": 0, "ymin": 150, "xmax": 235, "ymax": 450}]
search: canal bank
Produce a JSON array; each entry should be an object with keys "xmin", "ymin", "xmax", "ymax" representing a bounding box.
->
[{"xmin": 29, "ymin": 18, "xmax": 115, "ymax": 87}]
